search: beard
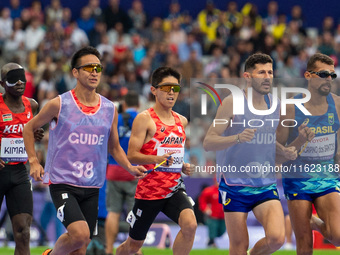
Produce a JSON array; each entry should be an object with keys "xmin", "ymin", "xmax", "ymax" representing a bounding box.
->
[
  {"xmin": 251, "ymin": 79, "xmax": 271, "ymax": 95},
  {"xmin": 317, "ymin": 83, "xmax": 331, "ymax": 96}
]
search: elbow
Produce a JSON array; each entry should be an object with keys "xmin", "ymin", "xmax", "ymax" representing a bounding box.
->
[
  {"xmin": 203, "ymin": 138, "xmax": 212, "ymax": 152},
  {"xmin": 127, "ymin": 152, "xmax": 137, "ymax": 164}
]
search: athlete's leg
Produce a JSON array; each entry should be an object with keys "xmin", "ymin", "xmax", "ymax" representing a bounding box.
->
[
  {"xmin": 11, "ymin": 213, "xmax": 32, "ymax": 255},
  {"xmin": 117, "ymin": 198, "xmax": 162, "ymax": 255},
  {"xmin": 172, "ymin": 208, "xmax": 197, "ymax": 255},
  {"xmin": 224, "ymin": 211, "xmax": 249, "ymax": 255},
  {"xmin": 288, "ymin": 200, "xmax": 313, "ymax": 255},
  {"xmin": 116, "ymin": 236, "xmax": 144, "ymax": 255},
  {"xmin": 50, "ymin": 220, "xmax": 91, "ymax": 255},
  {"xmin": 6, "ymin": 165, "xmax": 33, "ymax": 255},
  {"xmin": 105, "ymin": 211, "xmax": 121, "ymax": 254},
  {"xmin": 313, "ymin": 192, "xmax": 340, "ymax": 246},
  {"xmin": 251, "ymin": 200, "xmax": 285, "ymax": 255}
]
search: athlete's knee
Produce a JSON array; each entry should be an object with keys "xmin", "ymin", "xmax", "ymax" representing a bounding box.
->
[
  {"xmin": 12, "ymin": 215, "xmax": 31, "ymax": 244},
  {"xmin": 266, "ymin": 231, "xmax": 285, "ymax": 250},
  {"xmin": 69, "ymin": 228, "xmax": 91, "ymax": 249},
  {"xmin": 180, "ymin": 218, "xmax": 197, "ymax": 239}
]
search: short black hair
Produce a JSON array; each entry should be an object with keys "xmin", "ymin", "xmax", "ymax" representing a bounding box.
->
[
  {"xmin": 307, "ymin": 53, "xmax": 334, "ymax": 71},
  {"xmin": 124, "ymin": 90, "xmax": 139, "ymax": 107},
  {"xmin": 151, "ymin": 67, "xmax": 181, "ymax": 87},
  {"xmin": 244, "ymin": 53, "xmax": 273, "ymax": 72},
  {"xmin": 71, "ymin": 46, "xmax": 101, "ymax": 69}
]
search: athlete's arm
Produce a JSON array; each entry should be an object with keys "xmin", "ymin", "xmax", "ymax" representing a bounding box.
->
[
  {"xmin": 28, "ymin": 98, "xmax": 44, "ymax": 141},
  {"xmin": 23, "ymin": 97, "xmax": 60, "ymax": 181},
  {"xmin": 332, "ymin": 94, "xmax": 340, "ymax": 165},
  {"xmin": 203, "ymin": 96, "xmax": 255, "ymax": 151},
  {"xmin": 276, "ymin": 103, "xmax": 313, "ymax": 164},
  {"xmin": 177, "ymin": 114, "xmax": 194, "ymax": 175},
  {"xmin": 127, "ymin": 111, "xmax": 174, "ymax": 165},
  {"xmin": 108, "ymin": 107, "xmax": 146, "ymax": 178}
]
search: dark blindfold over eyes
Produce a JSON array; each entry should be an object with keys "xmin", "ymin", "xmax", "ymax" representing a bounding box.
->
[{"xmin": 5, "ymin": 69, "xmax": 27, "ymax": 84}]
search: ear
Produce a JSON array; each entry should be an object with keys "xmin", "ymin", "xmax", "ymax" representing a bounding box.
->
[
  {"xmin": 243, "ymin": 71, "xmax": 251, "ymax": 82},
  {"xmin": 304, "ymin": 71, "xmax": 311, "ymax": 80},
  {"xmin": 72, "ymin": 68, "xmax": 78, "ymax": 78},
  {"xmin": 150, "ymin": 86, "xmax": 157, "ymax": 96}
]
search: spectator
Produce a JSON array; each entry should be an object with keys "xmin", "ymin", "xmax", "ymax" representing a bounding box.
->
[
  {"xmin": 88, "ymin": 20, "xmax": 107, "ymax": 47},
  {"xmin": 3, "ymin": 18, "xmax": 25, "ymax": 62},
  {"xmin": 197, "ymin": 1, "xmax": 220, "ymax": 43},
  {"xmin": 27, "ymin": 0, "xmax": 44, "ymax": 24},
  {"xmin": 199, "ymin": 178, "xmax": 225, "ymax": 248},
  {"xmin": 86, "ymin": 0, "xmax": 103, "ymax": 21},
  {"xmin": 45, "ymin": 0, "xmax": 63, "ymax": 27},
  {"xmin": 24, "ymin": 17, "xmax": 46, "ymax": 52},
  {"xmin": 128, "ymin": 0, "xmax": 147, "ymax": 32},
  {"xmin": 77, "ymin": 6, "xmax": 96, "ymax": 36},
  {"xmin": 103, "ymin": 0, "xmax": 132, "ymax": 32},
  {"xmin": 225, "ymin": 1, "xmax": 242, "ymax": 29},
  {"xmin": 0, "ymin": 8, "xmax": 13, "ymax": 49},
  {"xmin": 8, "ymin": 0, "xmax": 23, "ymax": 19}
]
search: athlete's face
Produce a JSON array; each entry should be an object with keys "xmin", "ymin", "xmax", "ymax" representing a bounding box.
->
[
  {"xmin": 306, "ymin": 61, "xmax": 335, "ymax": 96},
  {"xmin": 4, "ymin": 80, "xmax": 26, "ymax": 97},
  {"xmin": 246, "ymin": 63, "xmax": 273, "ymax": 95},
  {"xmin": 151, "ymin": 76, "xmax": 180, "ymax": 108},
  {"xmin": 72, "ymin": 54, "xmax": 102, "ymax": 90}
]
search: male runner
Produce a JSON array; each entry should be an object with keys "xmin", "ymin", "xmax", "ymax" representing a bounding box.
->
[
  {"xmin": 116, "ymin": 67, "xmax": 196, "ymax": 255},
  {"xmin": 105, "ymin": 91, "xmax": 142, "ymax": 255},
  {"xmin": 277, "ymin": 53, "xmax": 340, "ymax": 255},
  {"xmin": 23, "ymin": 46, "xmax": 146, "ymax": 255},
  {"xmin": 203, "ymin": 53, "xmax": 296, "ymax": 255},
  {"xmin": 0, "ymin": 62, "xmax": 43, "ymax": 255}
]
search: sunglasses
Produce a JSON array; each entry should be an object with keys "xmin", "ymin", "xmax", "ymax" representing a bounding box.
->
[
  {"xmin": 309, "ymin": 70, "xmax": 337, "ymax": 80},
  {"xmin": 156, "ymin": 83, "xmax": 181, "ymax": 93},
  {"xmin": 76, "ymin": 63, "xmax": 103, "ymax": 73},
  {"xmin": 5, "ymin": 80, "xmax": 25, "ymax": 87}
]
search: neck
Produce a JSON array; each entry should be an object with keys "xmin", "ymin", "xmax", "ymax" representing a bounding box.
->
[
  {"xmin": 153, "ymin": 103, "xmax": 172, "ymax": 118},
  {"xmin": 3, "ymin": 93, "xmax": 22, "ymax": 106},
  {"xmin": 73, "ymin": 86, "xmax": 98, "ymax": 106},
  {"xmin": 307, "ymin": 91, "xmax": 328, "ymax": 106},
  {"xmin": 244, "ymin": 87, "xmax": 266, "ymax": 107}
]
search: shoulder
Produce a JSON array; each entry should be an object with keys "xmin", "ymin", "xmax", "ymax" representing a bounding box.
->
[
  {"xmin": 134, "ymin": 110, "xmax": 152, "ymax": 123},
  {"xmin": 331, "ymin": 93, "xmax": 340, "ymax": 105},
  {"xmin": 331, "ymin": 93, "xmax": 340, "ymax": 113},
  {"xmin": 27, "ymin": 98, "xmax": 38, "ymax": 113},
  {"xmin": 174, "ymin": 111, "xmax": 188, "ymax": 128}
]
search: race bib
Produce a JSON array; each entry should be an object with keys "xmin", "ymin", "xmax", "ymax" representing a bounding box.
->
[
  {"xmin": 300, "ymin": 133, "xmax": 336, "ymax": 160},
  {"xmin": 1, "ymin": 138, "xmax": 27, "ymax": 162},
  {"xmin": 156, "ymin": 147, "xmax": 184, "ymax": 173}
]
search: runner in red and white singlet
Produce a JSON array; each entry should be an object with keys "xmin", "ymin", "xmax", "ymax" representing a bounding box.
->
[
  {"xmin": 0, "ymin": 63, "xmax": 42, "ymax": 254},
  {"xmin": 116, "ymin": 67, "xmax": 197, "ymax": 255},
  {"xmin": 135, "ymin": 107, "xmax": 186, "ymax": 200}
]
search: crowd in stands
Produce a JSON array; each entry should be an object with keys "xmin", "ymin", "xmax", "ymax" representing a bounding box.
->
[{"xmin": 1, "ymin": 0, "xmax": 340, "ymax": 175}]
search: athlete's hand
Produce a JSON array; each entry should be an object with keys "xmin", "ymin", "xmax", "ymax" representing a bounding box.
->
[
  {"xmin": 33, "ymin": 128, "xmax": 44, "ymax": 142},
  {"xmin": 158, "ymin": 152, "xmax": 175, "ymax": 167},
  {"xmin": 0, "ymin": 158, "xmax": 6, "ymax": 169},
  {"xmin": 128, "ymin": 165, "xmax": 147, "ymax": 178},
  {"xmin": 298, "ymin": 123, "xmax": 315, "ymax": 143},
  {"xmin": 238, "ymin": 128, "xmax": 256, "ymax": 143},
  {"xmin": 182, "ymin": 163, "xmax": 195, "ymax": 176},
  {"xmin": 30, "ymin": 161, "xmax": 44, "ymax": 181},
  {"xmin": 283, "ymin": 146, "xmax": 297, "ymax": 161}
]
